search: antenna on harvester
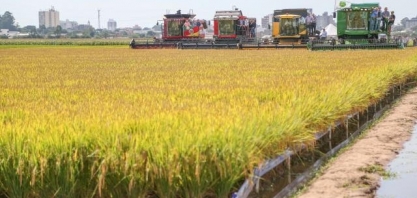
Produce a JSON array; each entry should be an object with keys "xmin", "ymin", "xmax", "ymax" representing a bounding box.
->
[{"xmin": 98, "ymin": 9, "xmax": 101, "ymax": 29}]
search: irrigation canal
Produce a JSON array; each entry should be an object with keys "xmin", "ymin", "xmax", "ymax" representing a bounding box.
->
[
  {"xmin": 376, "ymin": 125, "xmax": 417, "ymax": 198},
  {"xmin": 236, "ymin": 80, "xmax": 416, "ymax": 198}
]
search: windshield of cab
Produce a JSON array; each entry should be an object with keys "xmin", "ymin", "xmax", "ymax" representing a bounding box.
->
[
  {"xmin": 218, "ymin": 20, "xmax": 235, "ymax": 35},
  {"xmin": 167, "ymin": 20, "xmax": 181, "ymax": 36},
  {"xmin": 346, "ymin": 11, "xmax": 368, "ymax": 30},
  {"xmin": 280, "ymin": 18, "xmax": 299, "ymax": 36}
]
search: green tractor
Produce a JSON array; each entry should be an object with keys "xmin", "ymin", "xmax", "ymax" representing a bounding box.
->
[{"xmin": 308, "ymin": 3, "xmax": 403, "ymax": 50}]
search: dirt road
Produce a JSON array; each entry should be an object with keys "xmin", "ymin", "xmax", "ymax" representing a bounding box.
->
[{"xmin": 297, "ymin": 87, "xmax": 417, "ymax": 198}]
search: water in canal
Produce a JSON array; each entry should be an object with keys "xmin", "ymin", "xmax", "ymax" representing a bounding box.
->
[{"xmin": 376, "ymin": 125, "xmax": 417, "ymax": 198}]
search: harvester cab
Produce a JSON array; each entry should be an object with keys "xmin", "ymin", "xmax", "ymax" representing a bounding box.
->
[
  {"xmin": 272, "ymin": 9, "xmax": 311, "ymax": 46},
  {"xmin": 275, "ymin": 14, "xmax": 304, "ymax": 44},
  {"xmin": 160, "ymin": 10, "xmax": 210, "ymax": 42},
  {"xmin": 308, "ymin": 3, "xmax": 403, "ymax": 50},
  {"xmin": 164, "ymin": 13, "xmax": 196, "ymax": 38},
  {"xmin": 179, "ymin": 8, "xmax": 260, "ymax": 49},
  {"xmin": 213, "ymin": 9, "xmax": 256, "ymax": 44},
  {"xmin": 130, "ymin": 9, "xmax": 209, "ymax": 49}
]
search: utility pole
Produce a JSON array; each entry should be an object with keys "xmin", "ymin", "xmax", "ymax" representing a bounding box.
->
[{"xmin": 98, "ymin": 9, "xmax": 101, "ymax": 29}]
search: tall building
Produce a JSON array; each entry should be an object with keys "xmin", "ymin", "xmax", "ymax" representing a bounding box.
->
[
  {"xmin": 261, "ymin": 14, "xmax": 273, "ymax": 28},
  {"xmin": 316, "ymin": 12, "xmax": 335, "ymax": 30},
  {"xmin": 39, "ymin": 7, "xmax": 60, "ymax": 28},
  {"xmin": 108, "ymin": 19, "xmax": 117, "ymax": 31},
  {"xmin": 405, "ymin": 17, "xmax": 417, "ymax": 29}
]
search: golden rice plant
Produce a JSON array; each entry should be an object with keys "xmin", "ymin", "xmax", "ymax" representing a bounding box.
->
[{"xmin": 0, "ymin": 46, "xmax": 416, "ymax": 197}]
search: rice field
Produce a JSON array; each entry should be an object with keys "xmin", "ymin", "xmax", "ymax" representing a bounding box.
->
[{"xmin": 0, "ymin": 46, "xmax": 417, "ymax": 197}]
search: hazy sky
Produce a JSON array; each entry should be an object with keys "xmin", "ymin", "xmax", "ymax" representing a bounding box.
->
[{"xmin": 1, "ymin": 0, "xmax": 414, "ymax": 28}]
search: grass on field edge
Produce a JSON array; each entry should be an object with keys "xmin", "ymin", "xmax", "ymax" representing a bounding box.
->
[{"xmin": 290, "ymin": 86, "xmax": 417, "ymax": 198}]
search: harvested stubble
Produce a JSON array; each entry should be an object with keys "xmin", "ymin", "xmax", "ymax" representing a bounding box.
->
[{"xmin": 0, "ymin": 46, "xmax": 417, "ymax": 197}]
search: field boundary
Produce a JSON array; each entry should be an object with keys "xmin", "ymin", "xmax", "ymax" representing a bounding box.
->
[{"xmin": 236, "ymin": 79, "xmax": 417, "ymax": 198}]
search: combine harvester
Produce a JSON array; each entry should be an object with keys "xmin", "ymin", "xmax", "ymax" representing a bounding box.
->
[
  {"xmin": 266, "ymin": 8, "xmax": 317, "ymax": 49},
  {"xmin": 180, "ymin": 9, "xmax": 261, "ymax": 49},
  {"xmin": 308, "ymin": 2, "xmax": 403, "ymax": 50},
  {"xmin": 231, "ymin": 8, "xmax": 317, "ymax": 49},
  {"xmin": 129, "ymin": 9, "xmax": 210, "ymax": 49}
]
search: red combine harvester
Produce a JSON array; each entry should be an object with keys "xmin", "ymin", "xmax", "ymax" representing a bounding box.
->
[
  {"xmin": 130, "ymin": 10, "xmax": 209, "ymax": 49},
  {"xmin": 179, "ymin": 8, "xmax": 258, "ymax": 49}
]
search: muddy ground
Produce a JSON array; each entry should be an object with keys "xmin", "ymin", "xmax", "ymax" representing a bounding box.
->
[{"xmin": 296, "ymin": 87, "xmax": 417, "ymax": 198}]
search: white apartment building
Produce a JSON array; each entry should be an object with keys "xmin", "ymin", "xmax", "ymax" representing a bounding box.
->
[
  {"xmin": 39, "ymin": 7, "xmax": 60, "ymax": 28},
  {"xmin": 108, "ymin": 19, "xmax": 117, "ymax": 31},
  {"xmin": 405, "ymin": 17, "xmax": 417, "ymax": 29},
  {"xmin": 261, "ymin": 14, "xmax": 273, "ymax": 29},
  {"xmin": 60, "ymin": 19, "xmax": 78, "ymax": 30},
  {"xmin": 316, "ymin": 12, "xmax": 335, "ymax": 30}
]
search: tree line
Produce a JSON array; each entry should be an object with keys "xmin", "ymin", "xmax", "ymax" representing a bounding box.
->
[
  {"xmin": 0, "ymin": 11, "xmax": 100, "ymax": 39},
  {"xmin": 0, "ymin": 11, "xmax": 160, "ymax": 39},
  {"xmin": 0, "ymin": 11, "xmax": 18, "ymax": 31}
]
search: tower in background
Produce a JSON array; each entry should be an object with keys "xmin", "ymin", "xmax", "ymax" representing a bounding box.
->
[{"xmin": 98, "ymin": 10, "xmax": 101, "ymax": 29}]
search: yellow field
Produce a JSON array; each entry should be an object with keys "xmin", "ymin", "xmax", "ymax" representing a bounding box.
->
[{"xmin": 1, "ymin": 46, "xmax": 416, "ymax": 197}]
